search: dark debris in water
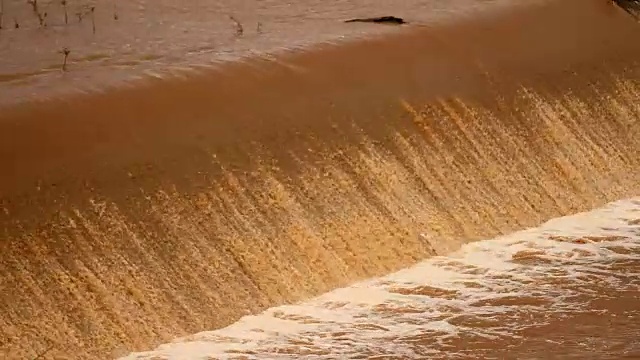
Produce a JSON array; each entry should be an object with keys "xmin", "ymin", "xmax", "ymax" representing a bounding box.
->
[
  {"xmin": 344, "ymin": 16, "xmax": 407, "ymax": 25},
  {"xmin": 613, "ymin": 0, "xmax": 640, "ymax": 20}
]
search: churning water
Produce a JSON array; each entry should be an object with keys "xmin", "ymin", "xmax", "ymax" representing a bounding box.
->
[{"xmin": 120, "ymin": 198, "xmax": 640, "ymax": 359}]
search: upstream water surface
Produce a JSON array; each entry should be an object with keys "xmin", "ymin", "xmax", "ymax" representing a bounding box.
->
[{"xmin": 0, "ymin": 0, "xmax": 522, "ymax": 106}]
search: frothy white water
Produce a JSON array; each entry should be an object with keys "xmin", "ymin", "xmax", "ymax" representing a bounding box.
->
[{"xmin": 120, "ymin": 198, "xmax": 640, "ymax": 359}]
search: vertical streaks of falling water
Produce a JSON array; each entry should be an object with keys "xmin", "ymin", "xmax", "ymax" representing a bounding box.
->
[
  {"xmin": 1, "ymin": 78, "xmax": 639, "ymax": 359},
  {"xmin": 120, "ymin": 198, "xmax": 640, "ymax": 360}
]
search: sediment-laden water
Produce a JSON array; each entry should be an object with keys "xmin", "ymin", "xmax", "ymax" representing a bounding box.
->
[
  {"xmin": 120, "ymin": 198, "xmax": 640, "ymax": 359},
  {"xmin": 1, "ymin": 0, "xmax": 639, "ymax": 359},
  {"xmin": 0, "ymin": 0, "xmax": 521, "ymax": 106}
]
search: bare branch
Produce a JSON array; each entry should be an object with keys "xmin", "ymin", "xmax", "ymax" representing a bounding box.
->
[
  {"xmin": 61, "ymin": 0, "xmax": 68, "ymax": 24},
  {"xmin": 0, "ymin": 0, "xmax": 5, "ymax": 30},
  {"xmin": 60, "ymin": 47, "xmax": 70, "ymax": 71},
  {"xmin": 27, "ymin": 0, "xmax": 38, "ymax": 14},
  {"xmin": 229, "ymin": 15, "xmax": 243, "ymax": 36},
  {"xmin": 91, "ymin": 6, "xmax": 95, "ymax": 34},
  {"xmin": 36, "ymin": 11, "xmax": 47, "ymax": 28}
]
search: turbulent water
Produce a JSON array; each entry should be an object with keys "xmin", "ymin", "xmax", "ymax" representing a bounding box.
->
[
  {"xmin": 121, "ymin": 198, "xmax": 640, "ymax": 359},
  {"xmin": 1, "ymin": 0, "xmax": 640, "ymax": 359}
]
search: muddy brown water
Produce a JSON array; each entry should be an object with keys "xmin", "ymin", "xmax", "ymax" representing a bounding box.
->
[
  {"xmin": 121, "ymin": 199, "xmax": 640, "ymax": 359},
  {"xmin": 1, "ymin": 0, "xmax": 640, "ymax": 359},
  {"xmin": 0, "ymin": 0, "xmax": 520, "ymax": 106}
]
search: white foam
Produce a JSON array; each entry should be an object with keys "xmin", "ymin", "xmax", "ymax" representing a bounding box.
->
[{"xmin": 119, "ymin": 197, "xmax": 640, "ymax": 359}]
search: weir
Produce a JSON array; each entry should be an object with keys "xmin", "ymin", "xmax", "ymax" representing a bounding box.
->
[{"xmin": 0, "ymin": 0, "xmax": 639, "ymax": 358}]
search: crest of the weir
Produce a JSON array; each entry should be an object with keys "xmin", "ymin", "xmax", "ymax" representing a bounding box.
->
[{"xmin": 1, "ymin": 0, "xmax": 640, "ymax": 358}]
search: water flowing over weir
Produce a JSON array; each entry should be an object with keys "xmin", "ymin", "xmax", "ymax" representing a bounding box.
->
[
  {"xmin": 0, "ymin": 0, "xmax": 639, "ymax": 358},
  {"xmin": 120, "ymin": 198, "xmax": 640, "ymax": 359}
]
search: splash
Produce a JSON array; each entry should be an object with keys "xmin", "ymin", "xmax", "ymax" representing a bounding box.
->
[{"xmin": 120, "ymin": 198, "xmax": 640, "ymax": 359}]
